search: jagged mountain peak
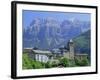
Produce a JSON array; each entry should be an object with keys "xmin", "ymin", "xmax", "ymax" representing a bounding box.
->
[{"xmin": 23, "ymin": 18, "xmax": 90, "ymax": 50}]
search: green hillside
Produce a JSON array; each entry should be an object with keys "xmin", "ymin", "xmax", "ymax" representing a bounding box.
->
[{"xmin": 73, "ymin": 30, "xmax": 90, "ymax": 54}]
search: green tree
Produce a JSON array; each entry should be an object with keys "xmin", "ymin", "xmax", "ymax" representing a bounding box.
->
[
  {"xmin": 31, "ymin": 61, "xmax": 45, "ymax": 69},
  {"xmin": 59, "ymin": 58, "xmax": 69, "ymax": 67},
  {"xmin": 80, "ymin": 58, "xmax": 89, "ymax": 66},
  {"xmin": 75, "ymin": 58, "xmax": 89, "ymax": 66},
  {"xmin": 22, "ymin": 53, "xmax": 33, "ymax": 69},
  {"xmin": 23, "ymin": 53, "xmax": 45, "ymax": 69},
  {"xmin": 51, "ymin": 61, "xmax": 59, "ymax": 67},
  {"xmin": 45, "ymin": 61, "xmax": 52, "ymax": 68}
]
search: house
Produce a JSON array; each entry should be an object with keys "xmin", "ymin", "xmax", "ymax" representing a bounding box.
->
[{"xmin": 24, "ymin": 48, "xmax": 53, "ymax": 63}]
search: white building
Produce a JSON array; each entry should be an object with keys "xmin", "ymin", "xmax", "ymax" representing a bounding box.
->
[
  {"xmin": 32, "ymin": 50, "xmax": 53, "ymax": 63},
  {"xmin": 24, "ymin": 48, "xmax": 53, "ymax": 63}
]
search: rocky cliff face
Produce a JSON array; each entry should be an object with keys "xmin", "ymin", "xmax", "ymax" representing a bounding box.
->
[{"xmin": 23, "ymin": 17, "xmax": 90, "ymax": 50}]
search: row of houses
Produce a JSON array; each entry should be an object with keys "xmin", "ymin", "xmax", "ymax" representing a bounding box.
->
[{"xmin": 23, "ymin": 39, "xmax": 88, "ymax": 63}]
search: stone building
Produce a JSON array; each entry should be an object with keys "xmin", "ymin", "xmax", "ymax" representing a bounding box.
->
[
  {"xmin": 23, "ymin": 39, "xmax": 88, "ymax": 63},
  {"xmin": 62, "ymin": 39, "xmax": 75, "ymax": 60},
  {"xmin": 61, "ymin": 39, "xmax": 88, "ymax": 60}
]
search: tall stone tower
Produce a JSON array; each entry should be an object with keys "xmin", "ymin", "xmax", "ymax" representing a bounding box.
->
[{"xmin": 69, "ymin": 39, "xmax": 74, "ymax": 60}]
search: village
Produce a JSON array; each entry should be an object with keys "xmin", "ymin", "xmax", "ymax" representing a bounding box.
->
[{"xmin": 23, "ymin": 39, "xmax": 89, "ymax": 69}]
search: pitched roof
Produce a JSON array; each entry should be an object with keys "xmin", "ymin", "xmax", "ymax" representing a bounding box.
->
[{"xmin": 32, "ymin": 50, "xmax": 52, "ymax": 55}]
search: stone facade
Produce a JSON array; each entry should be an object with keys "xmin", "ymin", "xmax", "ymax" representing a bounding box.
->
[{"xmin": 23, "ymin": 39, "xmax": 88, "ymax": 63}]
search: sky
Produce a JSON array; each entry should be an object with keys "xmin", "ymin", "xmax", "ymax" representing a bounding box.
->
[{"xmin": 22, "ymin": 10, "xmax": 91, "ymax": 28}]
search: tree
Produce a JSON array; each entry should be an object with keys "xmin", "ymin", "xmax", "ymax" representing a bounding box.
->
[
  {"xmin": 59, "ymin": 58, "xmax": 69, "ymax": 67},
  {"xmin": 22, "ymin": 53, "xmax": 33, "ymax": 69},
  {"xmin": 45, "ymin": 61, "xmax": 52, "ymax": 68},
  {"xmin": 75, "ymin": 57, "xmax": 89, "ymax": 66},
  {"xmin": 23, "ymin": 53, "xmax": 45, "ymax": 69},
  {"xmin": 51, "ymin": 61, "xmax": 59, "ymax": 67},
  {"xmin": 80, "ymin": 58, "xmax": 89, "ymax": 66},
  {"xmin": 31, "ymin": 61, "xmax": 45, "ymax": 69}
]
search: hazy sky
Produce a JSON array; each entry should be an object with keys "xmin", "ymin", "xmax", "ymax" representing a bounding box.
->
[{"xmin": 23, "ymin": 10, "xmax": 91, "ymax": 28}]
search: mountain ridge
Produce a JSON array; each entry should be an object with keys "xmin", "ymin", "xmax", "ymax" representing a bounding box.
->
[{"xmin": 23, "ymin": 18, "xmax": 90, "ymax": 50}]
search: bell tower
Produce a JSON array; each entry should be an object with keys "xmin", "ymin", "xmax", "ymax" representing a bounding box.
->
[{"xmin": 69, "ymin": 39, "xmax": 74, "ymax": 60}]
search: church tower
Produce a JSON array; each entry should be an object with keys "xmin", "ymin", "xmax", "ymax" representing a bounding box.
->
[{"xmin": 69, "ymin": 39, "xmax": 75, "ymax": 60}]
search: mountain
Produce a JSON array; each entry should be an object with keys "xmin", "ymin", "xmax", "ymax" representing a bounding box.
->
[
  {"xmin": 73, "ymin": 30, "xmax": 91, "ymax": 55},
  {"xmin": 23, "ymin": 17, "xmax": 90, "ymax": 50}
]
